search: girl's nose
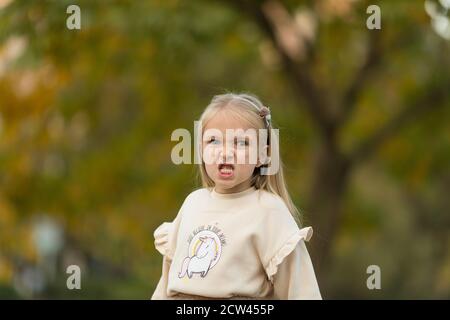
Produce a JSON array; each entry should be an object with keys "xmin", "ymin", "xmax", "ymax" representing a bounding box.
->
[{"xmin": 218, "ymin": 147, "xmax": 235, "ymax": 162}]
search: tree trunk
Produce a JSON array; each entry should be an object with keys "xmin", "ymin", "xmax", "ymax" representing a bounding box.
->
[{"xmin": 306, "ymin": 144, "xmax": 350, "ymax": 285}]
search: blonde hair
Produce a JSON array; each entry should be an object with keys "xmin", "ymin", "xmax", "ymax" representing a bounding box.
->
[{"xmin": 197, "ymin": 92, "xmax": 301, "ymax": 225}]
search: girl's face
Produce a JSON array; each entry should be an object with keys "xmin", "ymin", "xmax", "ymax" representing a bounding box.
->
[{"xmin": 202, "ymin": 111, "xmax": 262, "ymax": 194}]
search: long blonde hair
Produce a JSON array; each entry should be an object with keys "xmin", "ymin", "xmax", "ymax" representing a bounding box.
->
[{"xmin": 196, "ymin": 92, "xmax": 301, "ymax": 225}]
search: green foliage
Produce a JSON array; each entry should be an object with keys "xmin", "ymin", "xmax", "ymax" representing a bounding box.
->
[{"xmin": 0, "ymin": 0, "xmax": 449, "ymax": 298}]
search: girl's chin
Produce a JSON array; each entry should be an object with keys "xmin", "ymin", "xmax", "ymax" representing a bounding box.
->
[
  {"xmin": 214, "ymin": 177, "xmax": 252, "ymax": 190},
  {"xmin": 213, "ymin": 179, "xmax": 237, "ymax": 189}
]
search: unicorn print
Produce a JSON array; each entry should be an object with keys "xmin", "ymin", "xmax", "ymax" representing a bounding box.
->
[{"xmin": 178, "ymin": 236, "xmax": 217, "ymax": 279}]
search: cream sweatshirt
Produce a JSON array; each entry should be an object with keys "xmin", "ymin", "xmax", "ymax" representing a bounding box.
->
[{"xmin": 151, "ymin": 186, "xmax": 322, "ymax": 300}]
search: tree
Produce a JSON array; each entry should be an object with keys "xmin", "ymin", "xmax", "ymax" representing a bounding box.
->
[
  {"xmin": 217, "ymin": 0, "xmax": 450, "ymax": 279},
  {"xmin": 1, "ymin": 0, "xmax": 449, "ymax": 298}
]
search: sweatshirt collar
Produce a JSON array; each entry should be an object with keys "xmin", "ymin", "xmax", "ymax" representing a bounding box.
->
[{"xmin": 211, "ymin": 185, "xmax": 257, "ymax": 200}]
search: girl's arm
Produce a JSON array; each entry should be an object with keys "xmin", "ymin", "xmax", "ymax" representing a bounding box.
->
[
  {"xmin": 150, "ymin": 190, "xmax": 197, "ymax": 299},
  {"xmin": 272, "ymin": 240, "xmax": 322, "ymax": 300},
  {"xmin": 150, "ymin": 215, "xmax": 182, "ymax": 299}
]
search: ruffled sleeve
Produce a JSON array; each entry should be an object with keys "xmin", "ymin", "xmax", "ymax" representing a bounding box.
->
[
  {"xmin": 154, "ymin": 222, "xmax": 174, "ymax": 259},
  {"xmin": 151, "ymin": 209, "xmax": 184, "ymax": 300},
  {"xmin": 271, "ymin": 232, "xmax": 322, "ymax": 300},
  {"xmin": 255, "ymin": 192, "xmax": 321, "ymax": 299},
  {"xmin": 265, "ymin": 226, "xmax": 313, "ymax": 283}
]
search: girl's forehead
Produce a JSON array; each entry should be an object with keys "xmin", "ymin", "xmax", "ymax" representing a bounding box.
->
[{"xmin": 203, "ymin": 109, "xmax": 253, "ymax": 132}]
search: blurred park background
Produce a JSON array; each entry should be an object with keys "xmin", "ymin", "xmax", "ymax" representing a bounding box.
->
[{"xmin": 0, "ymin": 0, "xmax": 449, "ymax": 299}]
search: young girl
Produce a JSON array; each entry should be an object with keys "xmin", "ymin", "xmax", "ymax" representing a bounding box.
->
[{"xmin": 151, "ymin": 93, "xmax": 322, "ymax": 300}]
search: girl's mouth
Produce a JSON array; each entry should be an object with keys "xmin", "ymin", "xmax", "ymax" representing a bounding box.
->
[{"xmin": 218, "ymin": 164, "xmax": 234, "ymax": 179}]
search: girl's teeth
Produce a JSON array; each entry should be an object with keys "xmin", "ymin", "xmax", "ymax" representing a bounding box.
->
[{"xmin": 220, "ymin": 166, "xmax": 233, "ymax": 173}]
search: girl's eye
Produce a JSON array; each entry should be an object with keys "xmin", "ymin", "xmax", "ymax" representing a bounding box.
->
[
  {"xmin": 207, "ymin": 137, "xmax": 221, "ymax": 145},
  {"xmin": 236, "ymin": 139, "xmax": 249, "ymax": 147}
]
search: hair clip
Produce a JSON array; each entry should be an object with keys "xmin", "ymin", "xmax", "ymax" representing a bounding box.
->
[
  {"xmin": 231, "ymin": 96, "xmax": 272, "ymax": 127},
  {"xmin": 259, "ymin": 106, "xmax": 271, "ymax": 127}
]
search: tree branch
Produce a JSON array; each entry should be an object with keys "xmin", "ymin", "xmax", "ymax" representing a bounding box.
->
[
  {"xmin": 349, "ymin": 81, "xmax": 449, "ymax": 165},
  {"xmin": 221, "ymin": 0, "xmax": 335, "ymax": 138},
  {"xmin": 339, "ymin": 30, "xmax": 382, "ymax": 125}
]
